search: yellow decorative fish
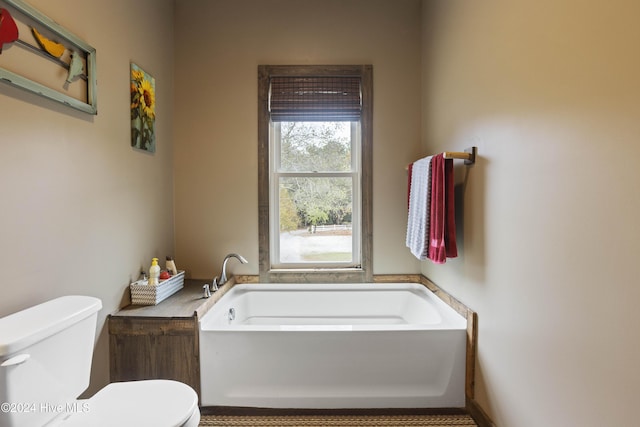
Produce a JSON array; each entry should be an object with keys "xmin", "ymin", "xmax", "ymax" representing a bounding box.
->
[{"xmin": 32, "ymin": 27, "xmax": 65, "ymax": 58}]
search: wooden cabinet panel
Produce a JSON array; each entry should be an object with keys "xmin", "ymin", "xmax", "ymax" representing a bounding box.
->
[
  {"xmin": 109, "ymin": 316, "xmax": 201, "ymax": 398},
  {"xmin": 107, "ymin": 278, "xmax": 243, "ymax": 405}
]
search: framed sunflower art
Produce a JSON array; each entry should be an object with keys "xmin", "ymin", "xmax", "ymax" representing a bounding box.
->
[{"xmin": 130, "ymin": 62, "xmax": 156, "ymax": 152}]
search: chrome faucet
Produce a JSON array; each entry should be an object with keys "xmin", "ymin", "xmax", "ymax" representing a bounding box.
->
[
  {"xmin": 219, "ymin": 253, "xmax": 248, "ymax": 286},
  {"xmin": 203, "ymin": 284, "xmax": 211, "ymax": 298}
]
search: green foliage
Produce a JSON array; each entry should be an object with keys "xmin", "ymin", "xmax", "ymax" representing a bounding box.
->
[
  {"xmin": 305, "ymin": 206, "xmax": 330, "ymax": 227},
  {"xmin": 279, "ymin": 187, "xmax": 299, "ymax": 231},
  {"xmin": 278, "ymin": 121, "xmax": 355, "ymax": 229},
  {"xmin": 280, "ymin": 122, "xmax": 351, "ymax": 172}
]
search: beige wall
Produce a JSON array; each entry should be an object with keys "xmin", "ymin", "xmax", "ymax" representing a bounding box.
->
[
  {"xmin": 421, "ymin": 0, "xmax": 640, "ymax": 425},
  {"xmin": 173, "ymin": 0, "xmax": 423, "ymax": 279},
  {"xmin": 7, "ymin": 2, "xmax": 636, "ymax": 422},
  {"xmin": 0, "ymin": 0, "xmax": 175, "ymax": 394}
]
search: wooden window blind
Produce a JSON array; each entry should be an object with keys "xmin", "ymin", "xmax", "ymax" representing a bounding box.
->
[{"xmin": 269, "ymin": 76, "xmax": 362, "ymax": 121}]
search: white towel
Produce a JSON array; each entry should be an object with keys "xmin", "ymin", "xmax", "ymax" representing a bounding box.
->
[{"xmin": 406, "ymin": 156, "xmax": 432, "ymax": 259}]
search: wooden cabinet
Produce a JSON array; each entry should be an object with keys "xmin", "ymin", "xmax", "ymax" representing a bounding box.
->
[
  {"xmin": 108, "ymin": 279, "xmax": 212, "ymax": 400},
  {"xmin": 108, "ymin": 316, "xmax": 200, "ymax": 396}
]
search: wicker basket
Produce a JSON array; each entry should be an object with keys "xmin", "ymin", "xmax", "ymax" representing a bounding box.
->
[{"xmin": 130, "ymin": 271, "xmax": 185, "ymax": 305}]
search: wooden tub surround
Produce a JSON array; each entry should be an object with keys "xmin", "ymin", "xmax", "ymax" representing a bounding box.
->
[
  {"xmin": 108, "ymin": 275, "xmax": 487, "ymax": 425},
  {"xmin": 373, "ymin": 276, "xmax": 477, "ymax": 400},
  {"xmin": 108, "ymin": 277, "xmax": 239, "ymax": 398}
]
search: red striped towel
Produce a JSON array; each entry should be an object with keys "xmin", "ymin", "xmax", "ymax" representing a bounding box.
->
[{"xmin": 428, "ymin": 154, "xmax": 457, "ymax": 263}]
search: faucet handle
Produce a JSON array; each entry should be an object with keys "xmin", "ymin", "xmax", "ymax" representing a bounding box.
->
[
  {"xmin": 211, "ymin": 276, "xmax": 219, "ymax": 291},
  {"xmin": 203, "ymin": 284, "xmax": 211, "ymax": 298}
]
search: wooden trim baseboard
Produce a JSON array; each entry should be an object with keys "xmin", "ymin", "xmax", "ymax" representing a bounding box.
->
[
  {"xmin": 201, "ymin": 406, "xmax": 470, "ymax": 416},
  {"xmin": 466, "ymin": 397, "xmax": 496, "ymax": 427}
]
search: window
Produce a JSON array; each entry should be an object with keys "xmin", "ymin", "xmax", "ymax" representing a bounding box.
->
[
  {"xmin": 271, "ymin": 121, "xmax": 360, "ymax": 268},
  {"xmin": 258, "ymin": 65, "xmax": 373, "ymax": 282}
]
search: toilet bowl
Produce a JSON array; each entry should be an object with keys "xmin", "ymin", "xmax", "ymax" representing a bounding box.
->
[
  {"xmin": 48, "ymin": 379, "xmax": 200, "ymax": 427},
  {"xmin": 0, "ymin": 295, "xmax": 201, "ymax": 427}
]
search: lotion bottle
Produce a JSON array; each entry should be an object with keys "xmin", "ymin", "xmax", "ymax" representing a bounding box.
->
[
  {"xmin": 148, "ymin": 258, "xmax": 160, "ymax": 285},
  {"xmin": 166, "ymin": 256, "xmax": 177, "ymax": 276}
]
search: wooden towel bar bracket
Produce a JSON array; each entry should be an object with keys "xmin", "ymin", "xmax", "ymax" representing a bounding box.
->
[
  {"xmin": 407, "ymin": 147, "xmax": 477, "ymax": 170},
  {"xmin": 443, "ymin": 146, "xmax": 477, "ymax": 165}
]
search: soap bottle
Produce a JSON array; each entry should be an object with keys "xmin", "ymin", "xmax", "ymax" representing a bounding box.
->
[
  {"xmin": 148, "ymin": 258, "xmax": 160, "ymax": 285},
  {"xmin": 166, "ymin": 256, "xmax": 177, "ymax": 276}
]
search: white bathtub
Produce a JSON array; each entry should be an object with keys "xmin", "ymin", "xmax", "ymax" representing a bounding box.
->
[{"xmin": 199, "ymin": 283, "xmax": 467, "ymax": 408}]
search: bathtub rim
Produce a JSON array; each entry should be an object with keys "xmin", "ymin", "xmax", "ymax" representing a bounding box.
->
[{"xmin": 198, "ymin": 282, "xmax": 467, "ymax": 332}]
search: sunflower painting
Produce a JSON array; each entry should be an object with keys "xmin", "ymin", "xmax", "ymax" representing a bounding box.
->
[{"xmin": 130, "ymin": 63, "xmax": 156, "ymax": 152}]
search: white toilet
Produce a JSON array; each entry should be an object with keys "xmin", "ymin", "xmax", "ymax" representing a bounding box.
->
[{"xmin": 0, "ymin": 296, "xmax": 200, "ymax": 427}]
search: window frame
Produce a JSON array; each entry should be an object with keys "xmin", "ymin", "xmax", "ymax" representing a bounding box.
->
[
  {"xmin": 270, "ymin": 121, "xmax": 361, "ymax": 269},
  {"xmin": 258, "ymin": 65, "xmax": 373, "ymax": 283}
]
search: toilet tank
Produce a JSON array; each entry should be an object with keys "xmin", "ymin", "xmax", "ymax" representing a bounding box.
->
[{"xmin": 0, "ymin": 296, "xmax": 102, "ymax": 427}]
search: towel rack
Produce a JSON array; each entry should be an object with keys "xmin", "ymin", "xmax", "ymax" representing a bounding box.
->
[
  {"xmin": 407, "ymin": 146, "xmax": 477, "ymax": 169},
  {"xmin": 443, "ymin": 147, "xmax": 477, "ymax": 165}
]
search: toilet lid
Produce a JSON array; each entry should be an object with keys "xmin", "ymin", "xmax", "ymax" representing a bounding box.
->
[{"xmin": 60, "ymin": 379, "xmax": 198, "ymax": 427}]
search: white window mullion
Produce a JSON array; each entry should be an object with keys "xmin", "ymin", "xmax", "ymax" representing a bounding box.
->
[
  {"xmin": 277, "ymin": 172, "xmax": 353, "ymax": 179},
  {"xmin": 269, "ymin": 122, "xmax": 281, "ymax": 265},
  {"xmin": 351, "ymin": 122, "xmax": 361, "ymax": 266}
]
